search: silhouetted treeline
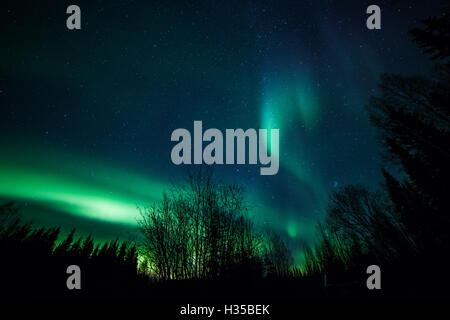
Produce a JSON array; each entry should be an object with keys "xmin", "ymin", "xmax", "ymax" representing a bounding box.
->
[
  {"xmin": 0, "ymin": 169, "xmax": 295, "ymax": 298},
  {"xmin": 302, "ymin": 10, "xmax": 450, "ymax": 297},
  {"xmin": 0, "ymin": 202, "xmax": 146, "ymax": 298}
]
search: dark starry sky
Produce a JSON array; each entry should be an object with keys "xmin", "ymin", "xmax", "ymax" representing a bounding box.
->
[{"xmin": 0, "ymin": 0, "xmax": 445, "ymax": 261}]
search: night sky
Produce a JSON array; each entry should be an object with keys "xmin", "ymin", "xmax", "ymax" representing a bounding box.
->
[{"xmin": 0, "ymin": 1, "xmax": 444, "ymax": 263}]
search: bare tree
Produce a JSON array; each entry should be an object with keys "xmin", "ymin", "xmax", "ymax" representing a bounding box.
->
[{"xmin": 138, "ymin": 169, "xmax": 264, "ymax": 280}]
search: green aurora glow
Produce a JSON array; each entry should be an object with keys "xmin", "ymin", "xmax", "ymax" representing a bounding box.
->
[
  {"xmin": 0, "ymin": 143, "xmax": 167, "ymax": 225},
  {"xmin": 0, "ymin": 142, "xmax": 318, "ymax": 237},
  {"xmin": 261, "ymin": 73, "xmax": 328, "ymax": 209}
]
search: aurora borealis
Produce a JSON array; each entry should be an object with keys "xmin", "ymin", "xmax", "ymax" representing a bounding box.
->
[
  {"xmin": 0, "ymin": 143, "xmax": 166, "ymax": 225},
  {"xmin": 0, "ymin": 1, "xmax": 443, "ymax": 263}
]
